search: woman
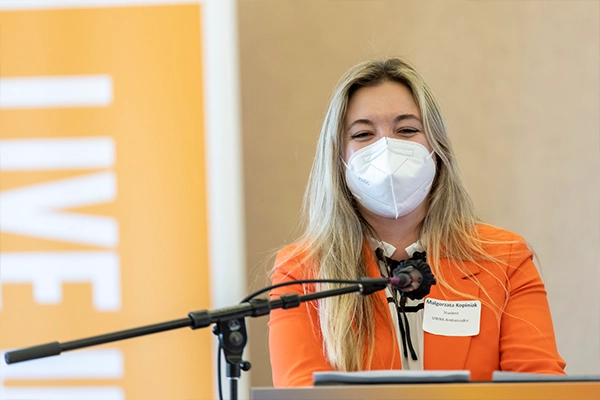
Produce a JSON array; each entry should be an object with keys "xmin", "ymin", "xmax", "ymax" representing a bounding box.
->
[{"xmin": 268, "ymin": 58, "xmax": 565, "ymax": 387}]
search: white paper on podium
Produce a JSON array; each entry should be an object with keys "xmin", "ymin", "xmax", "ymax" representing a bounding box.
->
[
  {"xmin": 492, "ymin": 371, "xmax": 600, "ymax": 382},
  {"xmin": 313, "ymin": 370, "xmax": 470, "ymax": 386}
]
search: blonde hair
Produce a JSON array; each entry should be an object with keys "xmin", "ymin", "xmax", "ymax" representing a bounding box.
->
[{"xmin": 284, "ymin": 58, "xmax": 509, "ymax": 372}]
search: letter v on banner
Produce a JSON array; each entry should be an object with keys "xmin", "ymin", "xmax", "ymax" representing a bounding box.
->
[{"xmin": 0, "ymin": 136, "xmax": 121, "ymax": 311}]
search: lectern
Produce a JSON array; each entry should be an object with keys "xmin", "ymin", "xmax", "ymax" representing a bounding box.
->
[{"xmin": 251, "ymin": 381, "xmax": 600, "ymax": 400}]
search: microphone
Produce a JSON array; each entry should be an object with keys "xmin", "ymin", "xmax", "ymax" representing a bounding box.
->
[
  {"xmin": 376, "ymin": 249, "xmax": 436, "ymax": 300},
  {"xmin": 394, "ymin": 264, "xmax": 425, "ymax": 290}
]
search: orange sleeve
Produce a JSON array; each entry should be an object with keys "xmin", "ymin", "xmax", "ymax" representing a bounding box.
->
[
  {"xmin": 499, "ymin": 240, "xmax": 566, "ymax": 374},
  {"xmin": 268, "ymin": 247, "xmax": 333, "ymax": 387}
]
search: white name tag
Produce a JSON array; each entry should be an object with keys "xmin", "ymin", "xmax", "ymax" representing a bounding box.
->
[{"xmin": 422, "ymin": 298, "xmax": 481, "ymax": 336}]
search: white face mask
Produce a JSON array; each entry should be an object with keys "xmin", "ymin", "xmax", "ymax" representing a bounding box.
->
[{"xmin": 345, "ymin": 137, "xmax": 436, "ymax": 219}]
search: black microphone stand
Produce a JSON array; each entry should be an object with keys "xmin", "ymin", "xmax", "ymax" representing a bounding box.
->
[{"xmin": 4, "ymin": 277, "xmax": 390, "ymax": 400}]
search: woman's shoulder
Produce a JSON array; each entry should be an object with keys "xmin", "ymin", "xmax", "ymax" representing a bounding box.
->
[
  {"xmin": 275, "ymin": 241, "xmax": 308, "ymax": 265},
  {"xmin": 272, "ymin": 241, "xmax": 315, "ymax": 282},
  {"xmin": 475, "ymin": 223, "xmax": 528, "ymax": 243},
  {"xmin": 474, "ymin": 223, "xmax": 532, "ymax": 263}
]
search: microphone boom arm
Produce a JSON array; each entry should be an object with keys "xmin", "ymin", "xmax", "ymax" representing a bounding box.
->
[{"xmin": 4, "ymin": 277, "xmax": 391, "ymax": 365}]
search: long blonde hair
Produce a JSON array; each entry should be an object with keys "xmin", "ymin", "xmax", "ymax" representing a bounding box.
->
[{"xmin": 285, "ymin": 58, "xmax": 504, "ymax": 372}]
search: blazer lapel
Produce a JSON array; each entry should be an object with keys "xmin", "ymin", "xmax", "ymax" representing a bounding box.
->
[{"xmin": 424, "ymin": 258, "xmax": 481, "ymax": 371}]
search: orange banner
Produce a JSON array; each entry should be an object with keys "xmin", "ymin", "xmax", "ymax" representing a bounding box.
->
[{"xmin": 0, "ymin": 4, "xmax": 214, "ymax": 399}]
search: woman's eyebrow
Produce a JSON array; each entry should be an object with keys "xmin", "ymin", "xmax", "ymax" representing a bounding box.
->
[
  {"xmin": 346, "ymin": 114, "xmax": 423, "ymax": 132},
  {"xmin": 394, "ymin": 114, "xmax": 422, "ymax": 124},
  {"xmin": 345, "ymin": 118, "xmax": 374, "ymax": 132}
]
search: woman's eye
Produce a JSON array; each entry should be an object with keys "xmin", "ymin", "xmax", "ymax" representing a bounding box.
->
[
  {"xmin": 351, "ymin": 131, "xmax": 372, "ymax": 139},
  {"xmin": 398, "ymin": 128, "xmax": 419, "ymax": 135}
]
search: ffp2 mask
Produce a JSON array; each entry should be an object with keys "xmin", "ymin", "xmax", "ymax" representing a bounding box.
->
[{"xmin": 345, "ymin": 137, "xmax": 436, "ymax": 219}]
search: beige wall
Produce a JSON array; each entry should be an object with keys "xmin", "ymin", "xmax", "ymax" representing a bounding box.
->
[{"xmin": 239, "ymin": 0, "xmax": 600, "ymax": 387}]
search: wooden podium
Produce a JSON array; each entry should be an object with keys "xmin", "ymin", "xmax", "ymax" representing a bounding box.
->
[{"xmin": 251, "ymin": 381, "xmax": 600, "ymax": 400}]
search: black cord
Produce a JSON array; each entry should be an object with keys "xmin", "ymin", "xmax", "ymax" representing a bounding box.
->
[
  {"xmin": 397, "ymin": 305, "xmax": 409, "ymax": 358},
  {"xmin": 399, "ymin": 295, "xmax": 418, "ymax": 361},
  {"xmin": 240, "ymin": 278, "xmax": 368, "ymax": 303},
  {"xmin": 218, "ymin": 342, "xmax": 223, "ymax": 400}
]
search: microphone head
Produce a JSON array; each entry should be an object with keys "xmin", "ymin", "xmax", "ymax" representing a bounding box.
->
[{"xmin": 392, "ymin": 257, "xmax": 436, "ymax": 300}]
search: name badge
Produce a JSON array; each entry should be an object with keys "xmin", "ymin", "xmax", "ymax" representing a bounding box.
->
[{"xmin": 422, "ymin": 298, "xmax": 481, "ymax": 336}]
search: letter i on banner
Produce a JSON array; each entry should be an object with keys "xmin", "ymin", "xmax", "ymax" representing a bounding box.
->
[{"xmin": 0, "ymin": 4, "xmax": 213, "ymax": 399}]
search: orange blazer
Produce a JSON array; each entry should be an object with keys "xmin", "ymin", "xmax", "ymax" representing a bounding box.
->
[{"xmin": 268, "ymin": 225, "xmax": 566, "ymax": 387}]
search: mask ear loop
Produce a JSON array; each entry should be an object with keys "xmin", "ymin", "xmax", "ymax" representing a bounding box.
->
[
  {"xmin": 424, "ymin": 149, "xmax": 436, "ymax": 162},
  {"xmin": 341, "ymin": 157, "xmax": 350, "ymax": 170}
]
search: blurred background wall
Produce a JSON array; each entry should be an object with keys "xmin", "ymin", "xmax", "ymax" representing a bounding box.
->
[{"xmin": 238, "ymin": 0, "xmax": 600, "ymax": 388}]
